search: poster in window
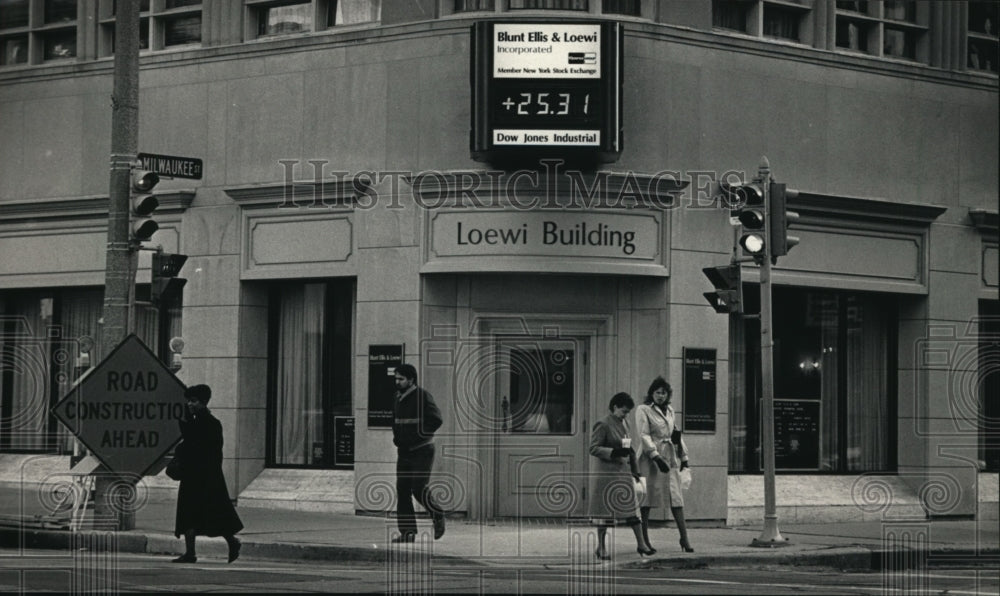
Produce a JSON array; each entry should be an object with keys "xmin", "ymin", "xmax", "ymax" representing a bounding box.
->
[
  {"xmin": 367, "ymin": 344, "xmax": 404, "ymax": 428},
  {"xmin": 682, "ymin": 348, "xmax": 716, "ymax": 432},
  {"xmin": 334, "ymin": 416, "xmax": 355, "ymax": 467},
  {"xmin": 774, "ymin": 399, "xmax": 820, "ymax": 470}
]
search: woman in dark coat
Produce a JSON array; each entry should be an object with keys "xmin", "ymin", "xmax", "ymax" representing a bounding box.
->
[
  {"xmin": 588, "ymin": 392, "xmax": 654, "ymax": 560},
  {"xmin": 172, "ymin": 384, "xmax": 243, "ymax": 563}
]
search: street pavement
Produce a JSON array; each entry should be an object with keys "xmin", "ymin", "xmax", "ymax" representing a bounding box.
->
[{"xmin": 0, "ymin": 485, "xmax": 997, "ymax": 571}]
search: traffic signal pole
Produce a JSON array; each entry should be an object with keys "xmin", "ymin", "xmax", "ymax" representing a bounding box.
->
[
  {"xmin": 97, "ymin": 0, "xmax": 141, "ymax": 531},
  {"xmin": 752, "ymin": 156, "xmax": 787, "ymax": 547}
]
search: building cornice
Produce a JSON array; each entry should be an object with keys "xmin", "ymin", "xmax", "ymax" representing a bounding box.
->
[
  {"xmin": 225, "ymin": 179, "xmax": 368, "ymax": 209},
  {"xmin": 0, "ymin": 191, "xmax": 195, "ymax": 223},
  {"xmin": 969, "ymin": 208, "xmax": 999, "ymax": 235},
  {"xmin": 791, "ymin": 192, "xmax": 947, "ymax": 226}
]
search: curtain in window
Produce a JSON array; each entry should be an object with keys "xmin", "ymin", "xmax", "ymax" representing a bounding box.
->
[
  {"xmin": 454, "ymin": 0, "xmax": 495, "ymax": 12},
  {"xmin": 0, "ymin": 295, "xmax": 51, "ymax": 451},
  {"xmin": 818, "ymin": 297, "xmax": 839, "ymax": 470},
  {"xmin": 510, "ymin": 0, "xmax": 589, "ymax": 10},
  {"xmin": 335, "ymin": 0, "xmax": 381, "ymax": 24},
  {"xmin": 845, "ymin": 296, "xmax": 887, "ymax": 470},
  {"xmin": 729, "ymin": 310, "xmax": 748, "ymax": 469},
  {"xmin": 273, "ymin": 283, "xmax": 326, "ymax": 465},
  {"xmin": 55, "ymin": 289, "xmax": 104, "ymax": 452},
  {"xmin": 713, "ymin": 0, "xmax": 747, "ymax": 32}
]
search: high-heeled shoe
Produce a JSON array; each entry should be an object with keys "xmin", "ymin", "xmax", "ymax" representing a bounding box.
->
[
  {"xmin": 594, "ymin": 548, "xmax": 610, "ymax": 561},
  {"xmin": 679, "ymin": 540, "xmax": 694, "ymax": 553},
  {"xmin": 636, "ymin": 546, "xmax": 655, "ymax": 556}
]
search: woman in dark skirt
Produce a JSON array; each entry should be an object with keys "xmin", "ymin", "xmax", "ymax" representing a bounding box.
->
[
  {"xmin": 172, "ymin": 384, "xmax": 243, "ymax": 563},
  {"xmin": 588, "ymin": 392, "xmax": 654, "ymax": 560}
]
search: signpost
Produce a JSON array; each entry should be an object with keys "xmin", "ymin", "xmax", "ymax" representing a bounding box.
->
[
  {"xmin": 137, "ymin": 152, "xmax": 204, "ymax": 180},
  {"xmin": 52, "ymin": 334, "xmax": 188, "ymax": 478}
]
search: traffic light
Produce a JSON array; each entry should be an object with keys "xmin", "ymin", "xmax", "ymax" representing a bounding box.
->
[
  {"xmin": 768, "ymin": 182, "xmax": 800, "ymax": 262},
  {"xmin": 702, "ymin": 264, "xmax": 742, "ymax": 314},
  {"xmin": 722, "ymin": 181, "xmax": 767, "ymax": 259},
  {"xmin": 130, "ymin": 169, "xmax": 160, "ymax": 243},
  {"xmin": 151, "ymin": 252, "xmax": 187, "ymax": 304}
]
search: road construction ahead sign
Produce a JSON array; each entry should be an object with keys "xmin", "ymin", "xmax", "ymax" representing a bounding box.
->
[{"xmin": 52, "ymin": 334, "xmax": 187, "ymax": 477}]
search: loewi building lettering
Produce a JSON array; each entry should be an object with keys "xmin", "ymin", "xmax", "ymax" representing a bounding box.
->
[{"xmin": 457, "ymin": 220, "xmax": 637, "ymax": 255}]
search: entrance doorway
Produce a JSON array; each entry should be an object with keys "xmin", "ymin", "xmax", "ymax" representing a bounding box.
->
[{"xmin": 492, "ymin": 335, "xmax": 589, "ymax": 517}]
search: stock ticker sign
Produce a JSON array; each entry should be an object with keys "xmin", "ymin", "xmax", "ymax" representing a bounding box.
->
[{"xmin": 52, "ymin": 335, "xmax": 187, "ymax": 477}]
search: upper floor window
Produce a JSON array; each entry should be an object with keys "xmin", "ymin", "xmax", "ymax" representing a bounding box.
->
[
  {"xmin": 454, "ymin": 0, "xmax": 495, "ymax": 11},
  {"xmin": 713, "ymin": 0, "xmax": 811, "ymax": 44},
  {"xmin": 0, "ymin": 0, "xmax": 78, "ymax": 66},
  {"xmin": 98, "ymin": 0, "xmax": 202, "ymax": 57},
  {"xmin": 834, "ymin": 1, "xmax": 926, "ymax": 61},
  {"xmin": 509, "ymin": 0, "xmax": 589, "ymax": 9},
  {"xmin": 968, "ymin": 0, "xmax": 998, "ymax": 74},
  {"xmin": 246, "ymin": 0, "xmax": 381, "ymax": 40}
]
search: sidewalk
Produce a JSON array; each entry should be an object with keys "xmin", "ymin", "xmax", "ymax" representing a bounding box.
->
[{"xmin": 1, "ymin": 486, "xmax": 997, "ymax": 570}]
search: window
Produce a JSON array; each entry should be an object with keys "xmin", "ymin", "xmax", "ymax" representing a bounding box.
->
[
  {"xmin": 835, "ymin": 0, "xmax": 926, "ymax": 60},
  {"xmin": 981, "ymin": 300, "xmax": 1000, "ymax": 472},
  {"xmin": 0, "ymin": 287, "xmax": 179, "ymax": 454},
  {"xmin": 602, "ymin": 0, "xmax": 640, "ymax": 16},
  {"xmin": 729, "ymin": 288, "xmax": 897, "ymax": 473},
  {"xmin": 968, "ymin": 0, "xmax": 998, "ymax": 74},
  {"xmin": 713, "ymin": 0, "xmax": 810, "ymax": 44},
  {"xmin": 267, "ymin": 279, "xmax": 354, "ymax": 468},
  {"xmin": 247, "ymin": 0, "xmax": 381, "ymax": 40},
  {"xmin": 454, "ymin": 0, "xmax": 494, "ymax": 11},
  {"xmin": 0, "ymin": 0, "xmax": 77, "ymax": 64},
  {"xmin": 510, "ymin": 0, "xmax": 589, "ymax": 10},
  {"xmin": 99, "ymin": 0, "xmax": 202, "ymax": 56}
]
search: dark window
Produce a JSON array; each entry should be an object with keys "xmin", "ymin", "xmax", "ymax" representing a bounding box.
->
[
  {"xmin": 43, "ymin": 0, "xmax": 76, "ymax": 24},
  {"xmin": 41, "ymin": 30, "xmax": 76, "ymax": 59},
  {"xmin": 163, "ymin": 14, "xmax": 201, "ymax": 45},
  {"xmin": 0, "ymin": 35, "xmax": 28, "ymax": 65},
  {"xmin": 981, "ymin": 301, "xmax": 1000, "ymax": 473},
  {"xmin": 0, "ymin": 0, "xmax": 30, "ymax": 29},
  {"xmin": 267, "ymin": 279, "xmax": 355, "ymax": 468},
  {"xmin": 602, "ymin": 0, "xmax": 640, "ymax": 17},
  {"xmin": 165, "ymin": 0, "xmax": 200, "ymax": 7},
  {"xmin": 713, "ymin": 0, "xmax": 750, "ymax": 33},
  {"xmin": 454, "ymin": 0, "xmax": 494, "ymax": 11},
  {"xmin": 510, "ymin": 0, "xmax": 589, "ymax": 10},
  {"xmin": 730, "ymin": 288, "xmax": 896, "ymax": 473},
  {"xmin": 0, "ymin": 288, "xmax": 179, "ymax": 454},
  {"xmin": 763, "ymin": 4, "xmax": 800, "ymax": 41}
]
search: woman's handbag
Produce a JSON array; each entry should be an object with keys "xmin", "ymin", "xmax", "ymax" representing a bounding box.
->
[
  {"xmin": 678, "ymin": 467, "xmax": 692, "ymax": 491},
  {"xmin": 165, "ymin": 455, "xmax": 183, "ymax": 481}
]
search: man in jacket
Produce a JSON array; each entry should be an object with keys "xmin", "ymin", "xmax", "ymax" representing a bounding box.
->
[{"xmin": 392, "ymin": 363, "xmax": 446, "ymax": 542}]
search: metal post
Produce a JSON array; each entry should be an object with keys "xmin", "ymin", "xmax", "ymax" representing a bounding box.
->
[
  {"xmin": 752, "ymin": 156, "xmax": 788, "ymax": 547},
  {"xmin": 95, "ymin": 0, "xmax": 141, "ymax": 532}
]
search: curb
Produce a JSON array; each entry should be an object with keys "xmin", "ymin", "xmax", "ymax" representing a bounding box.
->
[
  {"xmin": 622, "ymin": 547, "xmax": 874, "ymax": 571},
  {"xmin": 2, "ymin": 527, "xmax": 996, "ymax": 571},
  {"xmin": 0, "ymin": 527, "xmax": 476, "ymax": 566}
]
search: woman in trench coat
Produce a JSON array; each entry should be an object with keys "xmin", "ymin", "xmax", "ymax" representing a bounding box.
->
[
  {"xmin": 634, "ymin": 376, "xmax": 693, "ymax": 553},
  {"xmin": 172, "ymin": 384, "xmax": 244, "ymax": 563},
  {"xmin": 588, "ymin": 392, "xmax": 654, "ymax": 559}
]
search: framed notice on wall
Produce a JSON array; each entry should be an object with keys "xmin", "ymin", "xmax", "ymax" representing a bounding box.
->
[
  {"xmin": 774, "ymin": 399, "xmax": 820, "ymax": 470},
  {"xmin": 334, "ymin": 416, "xmax": 355, "ymax": 467},
  {"xmin": 367, "ymin": 345, "xmax": 404, "ymax": 428},
  {"xmin": 682, "ymin": 348, "xmax": 716, "ymax": 433}
]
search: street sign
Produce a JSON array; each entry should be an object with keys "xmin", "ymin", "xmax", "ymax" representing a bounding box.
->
[
  {"xmin": 52, "ymin": 334, "xmax": 188, "ymax": 477},
  {"xmin": 137, "ymin": 152, "xmax": 203, "ymax": 180}
]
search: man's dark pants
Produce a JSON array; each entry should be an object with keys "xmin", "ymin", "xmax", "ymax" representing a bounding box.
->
[{"xmin": 396, "ymin": 443, "xmax": 443, "ymax": 536}]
